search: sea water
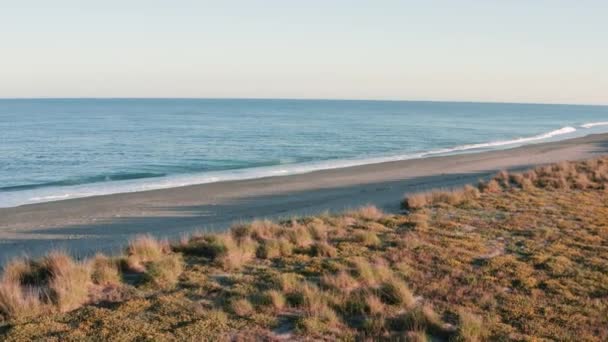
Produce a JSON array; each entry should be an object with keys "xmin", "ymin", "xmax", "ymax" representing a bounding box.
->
[{"xmin": 1, "ymin": 98, "xmax": 608, "ymax": 207}]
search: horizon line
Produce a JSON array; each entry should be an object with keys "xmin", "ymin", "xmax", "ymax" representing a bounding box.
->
[{"xmin": 0, "ymin": 96, "xmax": 606, "ymax": 107}]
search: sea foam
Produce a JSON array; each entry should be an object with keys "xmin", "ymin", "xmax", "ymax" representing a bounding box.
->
[
  {"xmin": 422, "ymin": 126, "xmax": 577, "ymax": 156},
  {"xmin": 581, "ymin": 122, "xmax": 608, "ymax": 129}
]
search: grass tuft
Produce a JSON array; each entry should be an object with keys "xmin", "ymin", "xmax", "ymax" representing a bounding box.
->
[
  {"xmin": 142, "ymin": 253, "xmax": 183, "ymax": 290},
  {"xmin": 455, "ymin": 310, "xmax": 484, "ymax": 342},
  {"xmin": 378, "ymin": 277, "xmax": 415, "ymax": 308},
  {"xmin": 90, "ymin": 254, "xmax": 121, "ymax": 286},
  {"xmin": 44, "ymin": 251, "xmax": 91, "ymax": 312},
  {"xmin": 231, "ymin": 298, "xmax": 254, "ymax": 317},
  {"xmin": 0, "ymin": 281, "xmax": 44, "ymax": 320},
  {"xmin": 353, "ymin": 231, "xmax": 381, "ymax": 247}
]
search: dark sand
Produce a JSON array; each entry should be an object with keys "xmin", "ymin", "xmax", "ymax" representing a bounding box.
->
[{"xmin": 2, "ymin": 133, "xmax": 608, "ymax": 263}]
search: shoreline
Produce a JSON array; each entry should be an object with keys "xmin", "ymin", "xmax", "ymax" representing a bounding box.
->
[
  {"xmin": 0, "ymin": 124, "xmax": 587, "ymax": 209},
  {"xmin": 1, "ymin": 133, "xmax": 608, "ymax": 263}
]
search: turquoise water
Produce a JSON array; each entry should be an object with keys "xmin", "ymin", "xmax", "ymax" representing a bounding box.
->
[{"xmin": 1, "ymin": 99, "xmax": 608, "ymax": 207}]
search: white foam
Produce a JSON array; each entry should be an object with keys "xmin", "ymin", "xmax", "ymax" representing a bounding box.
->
[
  {"xmin": 423, "ymin": 126, "xmax": 577, "ymax": 155},
  {"xmin": 581, "ymin": 122, "xmax": 608, "ymax": 128},
  {"xmin": 0, "ymin": 126, "xmax": 581, "ymax": 208}
]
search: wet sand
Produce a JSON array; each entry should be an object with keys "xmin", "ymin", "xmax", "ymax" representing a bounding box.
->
[{"xmin": 1, "ymin": 133, "xmax": 608, "ymax": 263}]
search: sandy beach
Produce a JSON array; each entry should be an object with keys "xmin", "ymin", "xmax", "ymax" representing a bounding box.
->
[{"xmin": 1, "ymin": 133, "xmax": 607, "ymax": 264}]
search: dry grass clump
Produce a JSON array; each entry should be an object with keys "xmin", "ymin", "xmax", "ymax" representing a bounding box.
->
[
  {"xmin": 391, "ymin": 305, "xmax": 452, "ymax": 339},
  {"xmin": 174, "ymin": 234, "xmax": 230, "ymax": 258},
  {"xmin": 1, "ymin": 258, "xmax": 36, "ymax": 284},
  {"xmin": 125, "ymin": 235, "xmax": 169, "ymax": 272},
  {"xmin": 402, "ymin": 185, "xmax": 479, "ymax": 210},
  {"xmin": 402, "ymin": 192, "xmax": 431, "ymax": 210},
  {"xmin": 455, "ymin": 310, "xmax": 484, "ymax": 342},
  {"xmin": 293, "ymin": 284, "xmax": 342, "ymax": 335},
  {"xmin": 122, "ymin": 235, "xmax": 185, "ymax": 289},
  {"xmin": 142, "ymin": 253, "xmax": 183, "ymax": 289},
  {"xmin": 309, "ymin": 241, "xmax": 338, "ymax": 257},
  {"xmin": 351, "ymin": 258, "xmax": 378, "ymax": 286},
  {"xmin": 348, "ymin": 205, "xmax": 384, "ymax": 220},
  {"xmin": 249, "ymin": 219, "xmax": 282, "ymax": 241},
  {"xmin": 307, "ymin": 222, "xmax": 328, "ymax": 240},
  {"xmin": 365, "ymin": 294, "xmax": 385, "ymax": 315},
  {"xmin": 286, "ymin": 224, "xmax": 314, "ymax": 248},
  {"xmin": 353, "ymin": 230, "xmax": 381, "ymax": 247},
  {"xmin": 256, "ymin": 238, "xmax": 293, "ymax": 259},
  {"xmin": 90, "ymin": 254, "xmax": 121, "ymax": 286},
  {"xmin": 219, "ymin": 237, "xmax": 257, "ymax": 270},
  {"xmin": 478, "ymin": 179, "xmax": 501, "ymax": 193},
  {"xmin": 378, "ymin": 277, "xmax": 416, "ymax": 308},
  {"xmin": 297, "ymin": 284, "xmax": 327, "ymax": 315},
  {"xmin": 230, "ymin": 298, "xmax": 254, "ymax": 317},
  {"xmin": 320, "ymin": 271, "xmax": 359, "ymax": 293},
  {"xmin": 494, "ymin": 170, "xmax": 510, "ymax": 188},
  {"xmin": 274, "ymin": 272, "xmax": 304, "ymax": 293},
  {"xmin": 260, "ymin": 290, "xmax": 285, "ymax": 311},
  {"xmin": 177, "ymin": 233, "xmax": 256, "ymax": 270},
  {"xmin": 0, "ymin": 281, "xmax": 44, "ymax": 320},
  {"xmin": 409, "ymin": 212, "xmax": 429, "ymax": 230},
  {"xmin": 43, "ymin": 251, "xmax": 92, "ymax": 312},
  {"xmin": 296, "ymin": 305, "xmax": 341, "ymax": 335},
  {"xmin": 0, "ymin": 252, "xmax": 93, "ymax": 316}
]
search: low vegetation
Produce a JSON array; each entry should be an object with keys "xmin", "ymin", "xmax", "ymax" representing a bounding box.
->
[{"xmin": 1, "ymin": 158, "xmax": 608, "ymax": 340}]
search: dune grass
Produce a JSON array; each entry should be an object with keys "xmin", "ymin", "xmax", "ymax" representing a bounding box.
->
[{"xmin": 1, "ymin": 157, "xmax": 608, "ymax": 340}]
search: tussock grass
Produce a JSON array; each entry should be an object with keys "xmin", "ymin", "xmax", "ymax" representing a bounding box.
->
[
  {"xmin": 308, "ymin": 222, "xmax": 328, "ymax": 240},
  {"xmin": 1, "ymin": 258, "xmax": 35, "ymax": 285},
  {"xmin": 0, "ymin": 281, "xmax": 44, "ymax": 320},
  {"xmin": 286, "ymin": 224, "xmax": 314, "ymax": 248},
  {"xmin": 455, "ymin": 310, "xmax": 484, "ymax": 342},
  {"xmin": 353, "ymin": 230, "xmax": 381, "ymax": 247},
  {"xmin": 320, "ymin": 271, "xmax": 358, "ymax": 292},
  {"xmin": 402, "ymin": 185, "xmax": 480, "ymax": 210},
  {"xmin": 362, "ymin": 313, "xmax": 387, "ymax": 336},
  {"xmin": 90, "ymin": 254, "xmax": 121, "ymax": 286},
  {"xmin": 230, "ymin": 298, "xmax": 254, "ymax": 317},
  {"xmin": 309, "ymin": 241, "xmax": 338, "ymax": 257},
  {"xmin": 479, "ymin": 179, "xmax": 501, "ymax": 193},
  {"xmin": 2, "ymin": 157, "xmax": 608, "ymax": 340},
  {"xmin": 378, "ymin": 277, "xmax": 415, "ymax": 308},
  {"xmin": 142, "ymin": 253, "xmax": 183, "ymax": 289},
  {"xmin": 260, "ymin": 290, "xmax": 285, "ymax": 312},
  {"xmin": 295, "ymin": 305, "xmax": 341, "ymax": 335},
  {"xmin": 44, "ymin": 251, "xmax": 91, "ymax": 312},
  {"xmin": 351, "ymin": 258, "xmax": 378, "ymax": 286},
  {"xmin": 256, "ymin": 238, "xmax": 292, "ymax": 259},
  {"xmin": 125, "ymin": 235, "xmax": 168, "ymax": 272},
  {"xmin": 409, "ymin": 212, "xmax": 429, "ymax": 230},
  {"xmin": 365, "ymin": 294, "xmax": 384, "ymax": 315},
  {"xmin": 348, "ymin": 205, "xmax": 384, "ymax": 220},
  {"xmin": 249, "ymin": 219, "xmax": 281, "ymax": 241},
  {"xmin": 274, "ymin": 272, "xmax": 303, "ymax": 293}
]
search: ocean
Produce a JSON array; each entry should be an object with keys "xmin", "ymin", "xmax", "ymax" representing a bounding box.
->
[{"xmin": 1, "ymin": 98, "xmax": 608, "ymax": 208}]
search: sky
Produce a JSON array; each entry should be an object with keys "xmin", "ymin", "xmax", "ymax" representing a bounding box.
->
[{"xmin": 1, "ymin": 0, "xmax": 607, "ymax": 104}]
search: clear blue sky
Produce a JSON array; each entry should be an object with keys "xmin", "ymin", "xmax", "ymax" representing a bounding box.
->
[{"xmin": 2, "ymin": 0, "xmax": 607, "ymax": 104}]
